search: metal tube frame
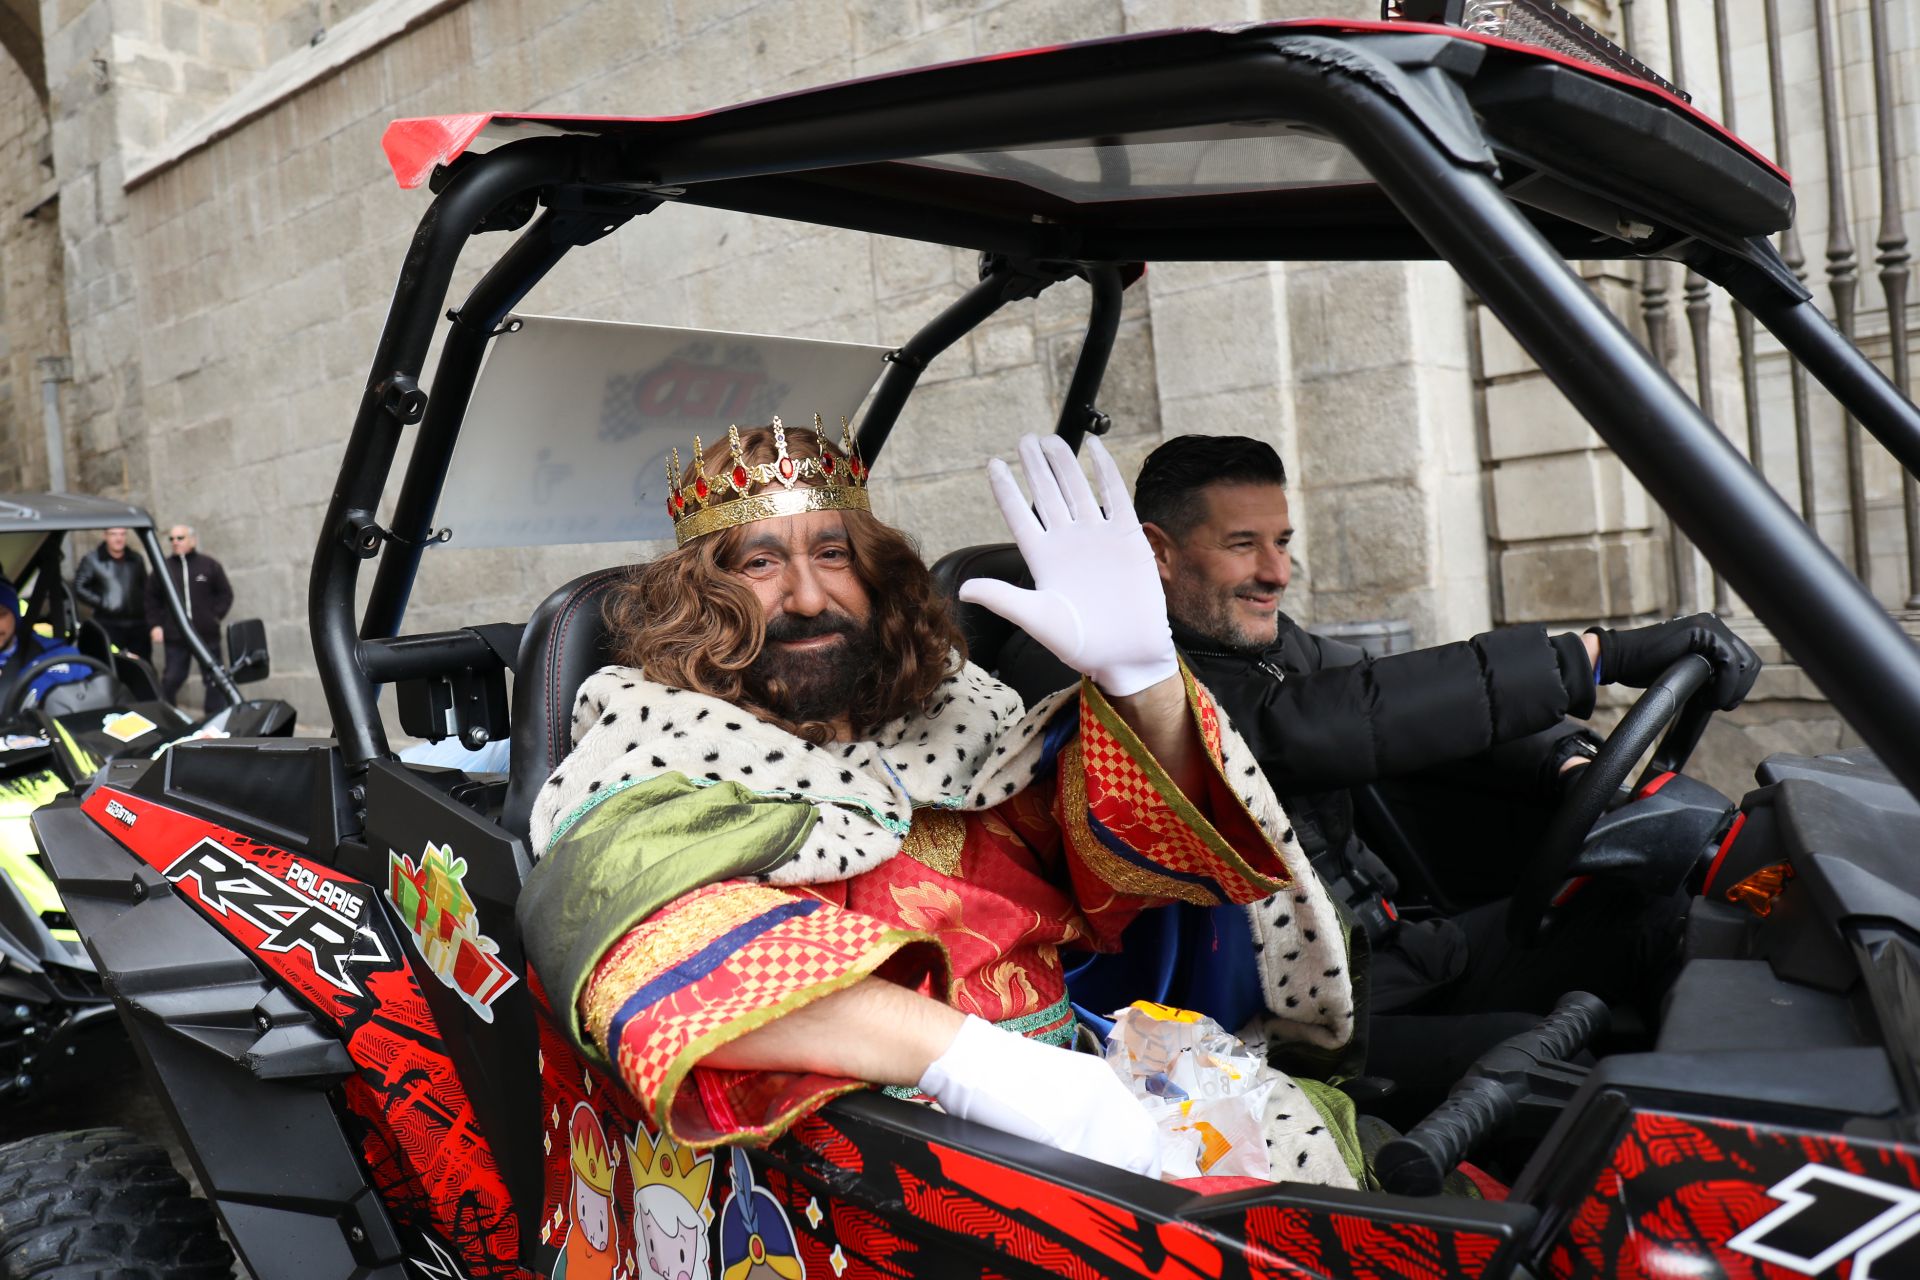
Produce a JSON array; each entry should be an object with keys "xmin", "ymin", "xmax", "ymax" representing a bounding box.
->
[
  {"xmin": 1053, "ymin": 266, "xmax": 1125, "ymax": 451},
  {"xmin": 854, "ymin": 259, "xmax": 1060, "ymax": 464},
  {"xmin": 310, "ymin": 139, "xmax": 584, "ymax": 766},
  {"xmin": 315, "ymin": 32, "xmax": 1920, "ymax": 805},
  {"xmin": 1696, "ymin": 242, "xmax": 1920, "ymax": 482},
  {"xmin": 359, "ymin": 202, "xmax": 645, "ymax": 646}
]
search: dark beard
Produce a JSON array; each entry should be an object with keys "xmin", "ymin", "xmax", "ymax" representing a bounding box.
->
[
  {"xmin": 746, "ymin": 611, "xmax": 881, "ymax": 725},
  {"xmin": 1163, "ymin": 577, "xmax": 1279, "ymax": 656}
]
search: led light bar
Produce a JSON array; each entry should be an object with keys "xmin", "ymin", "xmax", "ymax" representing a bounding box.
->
[{"xmin": 1383, "ymin": 0, "xmax": 1691, "ymax": 103}]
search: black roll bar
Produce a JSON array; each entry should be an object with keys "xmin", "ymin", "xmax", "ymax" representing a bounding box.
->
[
  {"xmin": 1054, "ymin": 265, "xmax": 1125, "ymax": 450},
  {"xmin": 1695, "ymin": 240, "xmax": 1920, "ymax": 481},
  {"xmin": 312, "ymin": 139, "xmax": 584, "ymax": 768},
  {"xmin": 140, "ymin": 527, "xmax": 240, "ymax": 709},
  {"xmin": 857, "ymin": 256, "xmax": 1075, "ymax": 463},
  {"xmin": 361, "ymin": 200, "xmax": 649, "ymax": 645},
  {"xmin": 1276, "ymin": 33, "xmax": 1920, "ymax": 801}
]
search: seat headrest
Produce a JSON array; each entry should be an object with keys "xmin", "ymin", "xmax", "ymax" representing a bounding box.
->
[
  {"xmin": 929, "ymin": 544, "xmax": 1032, "ymax": 672},
  {"xmin": 929, "ymin": 542, "xmax": 1080, "ymax": 707},
  {"xmin": 500, "ymin": 566, "xmax": 631, "ymax": 843}
]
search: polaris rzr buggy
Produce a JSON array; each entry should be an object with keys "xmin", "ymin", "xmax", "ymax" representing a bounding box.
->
[
  {"xmin": 16, "ymin": 8, "xmax": 1920, "ymax": 1280},
  {"xmin": 0, "ymin": 495, "xmax": 289, "ymax": 1111}
]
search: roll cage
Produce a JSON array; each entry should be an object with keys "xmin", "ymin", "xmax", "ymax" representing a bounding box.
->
[{"xmin": 322, "ymin": 18, "xmax": 1920, "ymax": 812}]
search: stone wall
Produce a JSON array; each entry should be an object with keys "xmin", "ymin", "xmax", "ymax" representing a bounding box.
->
[{"xmin": 0, "ymin": 45, "xmax": 62, "ymax": 492}]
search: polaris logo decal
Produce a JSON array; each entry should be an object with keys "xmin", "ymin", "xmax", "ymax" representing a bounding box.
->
[
  {"xmin": 103, "ymin": 798, "xmax": 136, "ymax": 827},
  {"xmin": 1729, "ymin": 1164, "xmax": 1920, "ymax": 1278},
  {"xmin": 164, "ymin": 839, "xmax": 389, "ymax": 995}
]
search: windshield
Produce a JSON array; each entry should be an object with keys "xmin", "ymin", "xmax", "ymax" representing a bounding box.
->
[
  {"xmin": 433, "ymin": 316, "xmax": 891, "ymax": 550},
  {"xmin": 910, "ymin": 128, "xmax": 1369, "ymax": 203}
]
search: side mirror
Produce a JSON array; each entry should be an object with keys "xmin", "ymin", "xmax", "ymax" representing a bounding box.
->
[{"xmin": 225, "ymin": 618, "xmax": 270, "ymax": 684}]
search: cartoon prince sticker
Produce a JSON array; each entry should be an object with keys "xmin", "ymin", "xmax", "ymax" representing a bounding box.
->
[
  {"xmin": 554, "ymin": 1103, "xmax": 619, "ymax": 1280},
  {"xmin": 629, "ymin": 1128, "xmax": 715, "ymax": 1280},
  {"xmin": 718, "ymin": 1148, "xmax": 804, "ymax": 1280}
]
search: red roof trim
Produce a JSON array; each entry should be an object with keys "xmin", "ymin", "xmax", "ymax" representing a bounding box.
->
[
  {"xmin": 378, "ymin": 19, "xmax": 1785, "ymax": 189},
  {"xmin": 382, "ymin": 114, "xmax": 496, "ymax": 190}
]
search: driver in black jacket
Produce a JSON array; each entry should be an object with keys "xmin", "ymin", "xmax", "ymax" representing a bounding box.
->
[{"xmin": 1000, "ymin": 435, "xmax": 1758, "ymax": 1072}]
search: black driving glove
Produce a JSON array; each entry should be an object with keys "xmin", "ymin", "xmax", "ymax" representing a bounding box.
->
[{"xmin": 1587, "ymin": 613, "xmax": 1761, "ymax": 710}]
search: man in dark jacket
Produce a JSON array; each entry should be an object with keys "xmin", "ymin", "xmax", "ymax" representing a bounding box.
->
[
  {"xmin": 73, "ymin": 526, "xmax": 150, "ymax": 660},
  {"xmin": 144, "ymin": 524, "xmax": 234, "ymax": 713},
  {"xmin": 1001, "ymin": 435, "xmax": 1758, "ymax": 1048}
]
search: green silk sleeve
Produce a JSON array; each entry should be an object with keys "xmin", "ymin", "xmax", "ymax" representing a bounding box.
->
[{"xmin": 516, "ymin": 773, "xmax": 818, "ymax": 1056}]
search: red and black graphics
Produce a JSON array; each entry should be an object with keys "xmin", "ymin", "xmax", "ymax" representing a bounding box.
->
[
  {"xmin": 85, "ymin": 782, "xmax": 1518, "ymax": 1280},
  {"xmin": 83, "ymin": 786, "xmax": 391, "ymax": 1017},
  {"xmin": 1240, "ymin": 1208, "xmax": 1505, "ymax": 1279},
  {"xmin": 1547, "ymin": 1110, "xmax": 1920, "ymax": 1279},
  {"xmin": 534, "ymin": 1012, "xmax": 1516, "ymax": 1280},
  {"xmin": 80, "ymin": 786, "xmax": 523, "ymax": 1279}
]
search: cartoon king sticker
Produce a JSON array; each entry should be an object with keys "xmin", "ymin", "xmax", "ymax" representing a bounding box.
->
[
  {"xmin": 555, "ymin": 1103, "xmax": 619, "ymax": 1280},
  {"xmin": 719, "ymin": 1148, "xmax": 804, "ymax": 1280},
  {"xmin": 630, "ymin": 1127, "xmax": 715, "ymax": 1280}
]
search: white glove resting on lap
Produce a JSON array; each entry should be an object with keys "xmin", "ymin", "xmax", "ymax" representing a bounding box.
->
[
  {"xmin": 957, "ymin": 434, "xmax": 1179, "ymax": 698},
  {"xmin": 917, "ymin": 1014, "xmax": 1163, "ymax": 1178}
]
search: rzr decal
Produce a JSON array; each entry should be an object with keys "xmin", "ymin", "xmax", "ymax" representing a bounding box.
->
[
  {"xmin": 388, "ymin": 842, "xmax": 517, "ymax": 1021},
  {"xmin": 164, "ymin": 838, "xmax": 388, "ymax": 994},
  {"xmin": 1728, "ymin": 1164, "xmax": 1920, "ymax": 1277}
]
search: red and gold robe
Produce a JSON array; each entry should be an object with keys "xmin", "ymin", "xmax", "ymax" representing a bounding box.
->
[{"xmin": 525, "ymin": 668, "xmax": 1352, "ymax": 1151}]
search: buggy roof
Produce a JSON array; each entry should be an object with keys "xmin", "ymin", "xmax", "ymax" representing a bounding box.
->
[
  {"xmin": 0, "ymin": 494, "xmax": 153, "ymax": 535},
  {"xmin": 0, "ymin": 494, "xmax": 155, "ymax": 587},
  {"xmin": 383, "ymin": 20, "xmax": 1792, "ymax": 264}
]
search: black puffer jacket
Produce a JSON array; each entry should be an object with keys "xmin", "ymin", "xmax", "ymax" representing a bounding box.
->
[{"xmin": 1170, "ymin": 617, "xmax": 1595, "ymax": 858}]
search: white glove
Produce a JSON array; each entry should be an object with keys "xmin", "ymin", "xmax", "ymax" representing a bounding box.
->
[
  {"xmin": 917, "ymin": 1015, "xmax": 1163, "ymax": 1179},
  {"xmin": 957, "ymin": 435, "xmax": 1178, "ymax": 698}
]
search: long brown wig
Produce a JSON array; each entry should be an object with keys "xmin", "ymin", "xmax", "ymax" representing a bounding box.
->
[{"xmin": 607, "ymin": 423, "xmax": 966, "ymax": 741}]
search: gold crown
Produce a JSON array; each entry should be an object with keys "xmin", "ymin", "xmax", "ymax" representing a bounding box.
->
[
  {"xmin": 568, "ymin": 1103, "xmax": 616, "ymax": 1195},
  {"xmin": 665, "ymin": 415, "xmax": 870, "ymax": 546},
  {"xmin": 627, "ymin": 1128, "xmax": 714, "ymax": 1207}
]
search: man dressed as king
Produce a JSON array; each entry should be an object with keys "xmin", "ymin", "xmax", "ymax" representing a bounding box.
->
[{"xmin": 519, "ymin": 420, "xmax": 1363, "ymax": 1186}]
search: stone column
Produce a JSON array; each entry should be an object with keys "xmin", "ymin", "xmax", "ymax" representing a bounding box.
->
[
  {"xmin": 1287, "ymin": 262, "xmax": 1490, "ymax": 643},
  {"xmin": 42, "ymin": 0, "xmax": 146, "ymax": 499},
  {"xmin": 1479, "ymin": 267, "xmax": 1667, "ymax": 628},
  {"xmin": 39, "ymin": 0, "xmax": 282, "ymax": 505}
]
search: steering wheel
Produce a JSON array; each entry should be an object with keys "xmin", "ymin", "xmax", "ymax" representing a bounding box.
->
[
  {"xmin": 1505, "ymin": 655, "xmax": 1715, "ymax": 947},
  {"xmin": 1, "ymin": 653, "xmax": 120, "ymax": 718}
]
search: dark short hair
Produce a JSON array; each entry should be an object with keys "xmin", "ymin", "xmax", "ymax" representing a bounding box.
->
[{"xmin": 1134, "ymin": 435, "xmax": 1289, "ymax": 538}]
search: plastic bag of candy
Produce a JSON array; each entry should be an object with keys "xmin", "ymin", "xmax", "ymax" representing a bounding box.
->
[{"xmin": 1104, "ymin": 1001, "xmax": 1277, "ymax": 1181}]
